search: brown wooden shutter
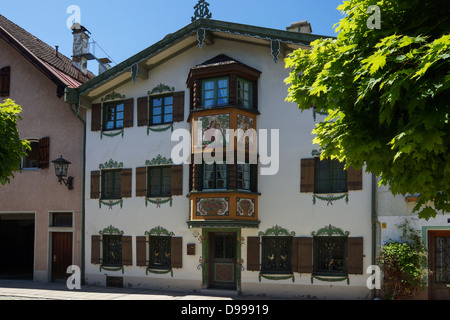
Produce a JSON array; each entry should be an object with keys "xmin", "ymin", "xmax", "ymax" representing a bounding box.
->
[
  {"xmin": 347, "ymin": 166, "xmax": 363, "ymax": 191},
  {"xmin": 91, "ymin": 235, "xmax": 101, "ymax": 264},
  {"xmin": 171, "ymin": 237, "xmax": 183, "ymax": 269},
  {"xmin": 137, "ymin": 96, "xmax": 148, "ymax": 127},
  {"xmin": 38, "ymin": 137, "xmax": 50, "ymax": 169},
  {"xmin": 251, "ymin": 164, "xmax": 258, "ymax": 193},
  {"xmin": 172, "ymin": 91, "xmax": 185, "ymax": 122},
  {"xmin": 91, "ymin": 103, "xmax": 102, "ymax": 131},
  {"xmin": 228, "ymin": 164, "xmax": 236, "ymax": 190},
  {"xmin": 122, "ymin": 236, "xmax": 133, "ymax": 266},
  {"xmin": 297, "ymin": 237, "xmax": 313, "ymax": 273},
  {"xmin": 90, "ymin": 171, "xmax": 101, "ymax": 199},
  {"xmin": 347, "ymin": 237, "xmax": 364, "ymax": 275},
  {"xmin": 121, "ymin": 169, "xmax": 132, "ymax": 198},
  {"xmin": 300, "ymin": 159, "xmax": 315, "ymax": 193},
  {"xmin": 136, "ymin": 167, "xmax": 147, "ymax": 197},
  {"xmin": 247, "ymin": 237, "xmax": 260, "ymax": 271},
  {"xmin": 0, "ymin": 66, "xmax": 11, "ymax": 97},
  {"xmin": 123, "ymin": 98, "xmax": 134, "ymax": 128},
  {"xmin": 136, "ymin": 236, "xmax": 147, "ymax": 267},
  {"xmin": 192, "ymin": 164, "xmax": 202, "ymax": 191},
  {"xmin": 229, "ymin": 73, "xmax": 237, "ymax": 106},
  {"xmin": 171, "ymin": 165, "xmax": 183, "ymax": 196}
]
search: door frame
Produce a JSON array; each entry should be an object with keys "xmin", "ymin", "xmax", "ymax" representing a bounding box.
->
[
  {"xmin": 201, "ymin": 228, "xmax": 242, "ymax": 292},
  {"xmin": 50, "ymin": 231, "xmax": 74, "ymax": 282},
  {"xmin": 427, "ymin": 229, "xmax": 450, "ymax": 300}
]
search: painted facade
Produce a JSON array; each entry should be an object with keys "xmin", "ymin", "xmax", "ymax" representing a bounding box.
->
[{"xmin": 66, "ymin": 18, "xmax": 375, "ymax": 299}]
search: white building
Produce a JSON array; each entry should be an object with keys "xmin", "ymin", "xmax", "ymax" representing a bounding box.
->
[{"xmin": 65, "ymin": 16, "xmax": 375, "ymax": 299}]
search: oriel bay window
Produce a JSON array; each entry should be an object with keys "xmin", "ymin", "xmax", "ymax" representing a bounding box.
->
[
  {"xmin": 237, "ymin": 78, "xmax": 253, "ymax": 109},
  {"xmin": 203, "ymin": 162, "xmax": 228, "ymax": 190}
]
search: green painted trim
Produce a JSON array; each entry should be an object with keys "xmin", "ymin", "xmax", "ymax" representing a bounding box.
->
[
  {"xmin": 258, "ymin": 225, "xmax": 295, "ymax": 237},
  {"xmin": 148, "ymin": 83, "xmax": 175, "ymax": 95},
  {"xmin": 146, "ymin": 268, "xmax": 173, "ymax": 277},
  {"xmin": 99, "ymin": 225, "xmax": 124, "ymax": 235},
  {"xmin": 259, "ymin": 273, "xmax": 295, "ymax": 282},
  {"xmin": 421, "ymin": 226, "xmax": 450, "ymax": 249},
  {"xmin": 145, "ymin": 154, "xmax": 173, "ymax": 166},
  {"xmin": 312, "ymin": 224, "xmax": 350, "ymax": 237},
  {"xmin": 187, "ymin": 220, "xmax": 260, "ymax": 229},
  {"xmin": 101, "ymin": 129, "xmax": 124, "ymax": 139},
  {"xmin": 99, "ymin": 199, "xmax": 123, "ymax": 209},
  {"xmin": 71, "ymin": 19, "xmax": 331, "ymax": 99},
  {"xmin": 100, "ymin": 265, "xmax": 124, "ymax": 274},
  {"xmin": 101, "ymin": 91, "xmax": 126, "ymax": 102},
  {"xmin": 311, "ymin": 275, "xmax": 350, "ymax": 284},
  {"xmin": 145, "ymin": 197, "xmax": 173, "ymax": 208},
  {"xmin": 99, "ymin": 159, "xmax": 124, "ymax": 170},
  {"xmin": 145, "ymin": 226, "xmax": 175, "ymax": 237}
]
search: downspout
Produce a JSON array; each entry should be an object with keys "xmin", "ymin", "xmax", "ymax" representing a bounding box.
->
[
  {"xmin": 371, "ymin": 172, "xmax": 380, "ymax": 299},
  {"xmin": 68, "ymin": 102, "xmax": 86, "ymax": 286}
]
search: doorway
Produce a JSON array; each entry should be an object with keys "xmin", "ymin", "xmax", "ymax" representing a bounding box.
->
[
  {"xmin": 0, "ymin": 214, "xmax": 35, "ymax": 279},
  {"xmin": 428, "ymin": 230, "xmax": 450, "ymax": 300},
  {"xmin": 209, "ymin": 232, "xmax": 237, "ymax": 290},
  {"xmin": 51, "ymin": 232, "xmax": 73, "ymax": 282}
]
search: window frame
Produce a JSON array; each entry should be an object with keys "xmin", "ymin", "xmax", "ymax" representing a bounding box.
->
[
  {"xmin": 236, "ymin": 163, "xmax": 252, "ymax": 191},
  {"xmin": 102, "ymin": 235, "xmax": 123, "ymax": 267},
  {"xmin": 237, "ymin": 78, "xmax": 253, "ymax": 109},
  {"xmin": 148, "ymin": 236, "xmax": 172, "ymax": 270},
  {"xmin": 147, "ymin": 166, "xmax": 172, "ymax": 198},
  {"xmin": 103, "ymin": 101, "xmax": 125, "ymax": 131},
  {"xmin": 149, "ymin": 94, "xmax": 174, "ymax": 126},
  {"xmin": 202, "ymin": 77, "xmax": 230, "ymax": 108},
  {"xmin": 313, "ymin": 236, "xmax": 348, "ymax": 277},
  {"xmin": 101, "ymin": 169, "xmax": 122, "ymax": 200},
  {"xmin": 314, "ymin": 158, "xmax": 348, "ymax": 194},
  {"xmin": 260, "ymin": 236, "xmax": 293, "ymax": 275},
  {"xmin": 202, "ymin": 162, "xmax": 228, "ymax": 191}
]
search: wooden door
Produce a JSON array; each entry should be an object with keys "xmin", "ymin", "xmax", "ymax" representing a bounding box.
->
[
  {"xmin": 210, "ymin": 233, "xmax": 237, "ymax": 290},
  {"xmin": 428, "ymin": 230, "xmax": 450, "ymax": 300},
  {"xmin": 52, "ymin": 232, "xmax": 73, "ymax": 281}
]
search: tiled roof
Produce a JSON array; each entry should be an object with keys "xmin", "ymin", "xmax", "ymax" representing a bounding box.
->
[{"xmin": 0, "ymin": 14, "xmax": 94, "ymax": 87}]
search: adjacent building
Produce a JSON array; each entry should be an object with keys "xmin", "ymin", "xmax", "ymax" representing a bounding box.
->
[{"xmin": 0, "ymin": 15, "xmax": 92, "ymax": 282}]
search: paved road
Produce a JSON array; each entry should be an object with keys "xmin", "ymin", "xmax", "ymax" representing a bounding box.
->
[{"xmin": 0, "ymin": 279, "xmax": 265, "ymax": 301}]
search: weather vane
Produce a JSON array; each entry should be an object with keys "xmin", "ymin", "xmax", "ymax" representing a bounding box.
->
[{"xmin": 192, "ymin": 0, "xmax": 212, "ymax": 22}]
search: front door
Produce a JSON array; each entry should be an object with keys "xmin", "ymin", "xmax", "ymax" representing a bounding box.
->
[
  {"xmin": 52, "ymin": 232, "xmax": 73, "ymax": 282},
  {"xmin": 210, "ymin": 233, "xmax": 237, "ymax": 290},
  {"xmin": 428, "ymin": 230, "xmax": 450, "ymax": 300}
]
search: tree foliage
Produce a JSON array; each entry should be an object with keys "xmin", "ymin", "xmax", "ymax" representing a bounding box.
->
[
  {"xmin": 285, "ymin": 0, "xmax": 450, "ymax": 220},
  {"xmin": 0, "ymin": 99, "xmax": 29, "ymax": 184}
]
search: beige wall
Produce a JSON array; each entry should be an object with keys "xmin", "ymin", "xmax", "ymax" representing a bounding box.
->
[{"xmin": 0, "ymin": 38, "xmax": 83, "ymax": 282}]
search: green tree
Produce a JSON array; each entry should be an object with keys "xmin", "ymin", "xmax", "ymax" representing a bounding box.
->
[
  {"xmin": 0, "ymin": 99, "xmax": 30, "ymax": 184},
  {"xmin": 285, "ymin": 0, "xmax": 450, "ymax": 220}
]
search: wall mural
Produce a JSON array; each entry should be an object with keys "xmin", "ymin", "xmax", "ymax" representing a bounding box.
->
[
  {"xmin": 196, "ymin": 197, "xmax": 229, "ymax": 216},
  {"xmin": 236, "ymin": 198, "xmax": 255, "ymax": 217},
  {"xmin": 198, "ymin": 114, "xmax": 230, "ymax": 148}
]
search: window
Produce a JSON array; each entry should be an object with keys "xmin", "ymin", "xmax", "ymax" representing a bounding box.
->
[
  {"xmin": 203, "ymin": 163, "xmax": 228, "ymax": 190},
  {"xmin": 103, "ymin": 101, "xmax": 124, "ymax": 131},
  {"xmin": 313, "ymin": 236, "xmax": 347, "ymax": 276},
  {"xmin": 103, "ymin": 235, "xmax": 122, "ymax": 267},
  {"xmin": 151, "ymin": 95, "xmax": 173, "ymax": 125},
  {"xmin": 315, "ymin": 158, "xmax": 347, "ymax": 194},
  {"xmin": 148, "ymin": 166, "xmax": 172, "ymax": 197},
  {"xmin": 51, "ymin": 213, "xmax": 72, "ymax": 227},
  {"xmin": 21, "ymin": 141, "xmax": 39, "ymax": 169},
  {"xmin": 237, "ymin": 164, "xmax": 251, "ymax": 190},
  {"xmin": 261, "ymin": 237, "xmax": 292, "ymax": 274},
  {"xmin": 102, "ymin": 170, "xmax": 122, "ymax": 200},
  {"xmin": 149, "ymin": 236, "xmax": 172, "ymax": 269},
  {"xmin": 202, "ymin": 78, "xmax": 229, "ymax": 108},
  {"xmin": 237, "ymin": 78, "xmax": 253, "ymax": 108}
]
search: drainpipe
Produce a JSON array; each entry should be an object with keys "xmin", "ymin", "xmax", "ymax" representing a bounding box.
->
[
  {"xmin": 68, "ymin": 102, "xmax": 86, "ymax": 286},
  {"xmin": 371, "ymin": 173, "xmax": 379, "ymax": 299}
]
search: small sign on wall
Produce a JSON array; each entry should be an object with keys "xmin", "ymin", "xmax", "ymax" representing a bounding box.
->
[
  {"xmin": 187, "ymin": 243, "xmax": 196, "ymax": 256},
  {"xmin": 382, "ymin": 222, "xmax": 387, "ymax": 229}
]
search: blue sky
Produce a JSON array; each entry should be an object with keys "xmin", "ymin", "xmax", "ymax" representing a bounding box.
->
[{"xmin": 1, "ymin": 0, "xmax": 344, "ymax": 71}]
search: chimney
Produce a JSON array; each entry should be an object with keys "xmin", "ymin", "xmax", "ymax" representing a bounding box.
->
[
  {"xmin": 98, "ymin": 58, "xmax": 112, "ymax": 75},
  {"xmin": 286, "ymin": 20, "xmax": 312, "ymax": 34},
  {"xmin": 71, "ymin": 23, "xmax": 90, "ymax": 74}
]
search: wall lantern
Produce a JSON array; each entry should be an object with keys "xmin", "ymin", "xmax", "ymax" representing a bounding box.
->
[{"xmin": 52, "ymin": 156, "xmax": 74, "ymax": 190}]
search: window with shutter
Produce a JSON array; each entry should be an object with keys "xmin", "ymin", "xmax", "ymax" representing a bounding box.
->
[
  {"xmin": 101, "ymin": 170, "xmax": 122, "ymax": 200},
  {"xmin": 91, "ymin": 103, "xmax": 102, "ymax": 131},
  {"xmin": 91, "ymin": 235, "xmax": 101, "ymax": 265},
  {"xmin": 313, "ymin": 236, "xmax": 348, "ymax": 276},
  {"xmin": 121, "ymin": 169, "xmax": 132, "ymax": 198},
  {"xmin": 0, "ymin": 66, "xmax": 11, "ymax": 97},
  {"xmin": 21, "ymin": 140, "xmax": 39, "ymax": 169},
  {"xmin": 102, "ymin": 235, "xmax": 122, "ymax": 267},
  {"xmin": 261, "ymin": 236, "xmax": 293, "ymax": 274},
  {"xmin": 171, "ymin": 237, "xmax": 183, "ymax": 269},
  {"xmin": 149, "ymin": 236, "xmax": 172, "ymax": 269},
  {"xmin": 136, "ymin": 236, "xmax": 147, "ymax": 267},
  {"xmin": 90, "ymin": 171, "xmax": 101, "ymax": 199}
]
